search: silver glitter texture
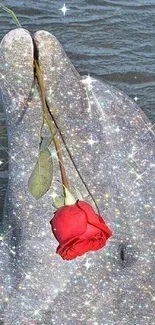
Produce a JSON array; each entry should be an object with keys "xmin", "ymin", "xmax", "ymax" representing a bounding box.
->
[{"xmin": 0, "ymin": 29, "xmax": 154, "ymax": 325}]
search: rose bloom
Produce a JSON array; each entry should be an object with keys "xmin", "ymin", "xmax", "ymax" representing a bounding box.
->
[{"xmin": 50, "ymin": 200, "xmax": 112, "ymax": 260}]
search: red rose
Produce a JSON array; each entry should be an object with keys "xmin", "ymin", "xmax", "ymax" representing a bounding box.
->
[{"xmin": 50, "ymin": 200, "xmax": 112, "ymax": 260}]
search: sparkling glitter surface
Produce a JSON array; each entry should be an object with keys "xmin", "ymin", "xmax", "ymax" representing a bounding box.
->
[{"xmin": 0, "ymin": 29, "xmax": 155, "ymax": 325}]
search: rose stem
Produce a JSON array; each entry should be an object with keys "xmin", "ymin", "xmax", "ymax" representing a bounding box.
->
[
  {"xmin": 34, "ymin": 59, "xmax": 70, "ymax": 193},
  {"xmin": 0, "ymin": 4, "xmax": 101, "ymax": 215},
  {"xmin": 0, "ymin": 4, "xmax": 22, "ymax": 27}
]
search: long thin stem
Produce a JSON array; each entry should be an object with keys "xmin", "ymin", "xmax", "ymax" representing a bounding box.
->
[
  {"xmin": 34, "ymin": 60, "xmax": 70, "ymax": 193},
  {"xmin": 0, "ymin": 3, "xmax": 100, "ymax": 214},
  {"xmin": 0, "ymin": 4, "xmax": 21, "ymax": 28},
  {"xmin": 45, "ymin": 96, "xmax": 101, "ymax": 215}
]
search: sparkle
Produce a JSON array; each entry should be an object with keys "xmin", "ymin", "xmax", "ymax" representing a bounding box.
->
[
  {"xmin": 124, "ymin": 146, "xmax": 147, "ymax": 168},
  {"xmin": 145, "ymin": 123, "xmax": 155, "ymax": 136},
  {"xmin": 0, "ymin": 142, "xmax": 25, "ymax": 169},
  {"xmin": 128, "ymin": 152, "xmax": 135, "ymax": 159},
  {"xmin": 133, "ymin": 170, "xmax": 147, "ymax": 183},
  {"xmin": 59, "ymin": 3, "xmax": 70, "ymax": 16},
  {"xmin": 104, "ymin": 193, "xmax": 110, "ymax": 198},
  {"xmin": 0, "ymin": 159, "xmax": 3, "ymax": 166},
  {"xmin": 81, "ymin": 74, "xmax": 96, "ymax": 90},
  {"xmin": 4, "ymin": 297, "xmax": 9, "ymax": 302},
  {"xmin": 115, "ymin": 126, "xmax": 120, "ymax": 133},
  {"xmin": 1, "ymin": 28, "xmax": 155, "ymax": 325},
  {"xmin": 134, "ymin": 96, "xmax": 138, "ymax": 101},
  {"xmin": 83, "ymin": 258, "xmax": 92, "ymax": 270},
  {"xmin": 87, "ymin": 134, "xmax": 98, "ymax": 147}
]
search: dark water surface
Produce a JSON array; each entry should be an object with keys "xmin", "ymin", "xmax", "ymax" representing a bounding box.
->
[{"xmin": 0, "ymin": 0, "xmax": 155, "ymax": 215}]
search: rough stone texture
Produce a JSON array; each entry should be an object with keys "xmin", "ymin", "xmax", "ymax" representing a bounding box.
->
[{"xmin": 0, "ymin": 29, "xmax": 154, "ymax": 325}]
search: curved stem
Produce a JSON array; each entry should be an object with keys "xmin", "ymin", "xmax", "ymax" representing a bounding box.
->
[
  {"xmin": 34, "ymin": 59, "xmax": 70, "ymax": 193},
  {"xmin": 0, "ymin": 4, "xmax": 21, "ymax": 28},
  {"xmin": 0, "ymin": 4, "xmax": 101, "ymax": 214},
  {"xmin": 46, "ymin": 102, "xmax": 101, "ymax": 215}
]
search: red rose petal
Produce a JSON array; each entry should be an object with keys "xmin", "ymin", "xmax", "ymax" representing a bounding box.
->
[
  {"xmin": 50, "ymin": 200, "xmax": 112, "ymax": 260},
  {"xmin": 50, "ymin": 204, "xmax": 87, "ymax": 243},
  {"xmin": 56, "ymin": 229, "xmax": 108, "ymax": 260},
  {"xmin": 77, "ymin": 201, "xmax": 112, "ymax": 238},
  {"xmin": 57, "ymin": 238, "xmax": 94, "ymax": 260}
]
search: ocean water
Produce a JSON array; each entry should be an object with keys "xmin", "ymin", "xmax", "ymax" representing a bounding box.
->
[{"xmin": 0, "ymin": 0, "xmax": 155, "ymax": 216}]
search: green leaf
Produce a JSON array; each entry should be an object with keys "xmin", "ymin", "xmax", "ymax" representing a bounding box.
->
[
  {"xmin": 39, "ymin": 136, "xmax": 52, "ymax": 151},
  {"xmin": 28, "ymin": 148, "xmax": 53, "ymax": 199},
  {"xmin": 74, "ymin": 187, "xmax": 83, "ymax": 200},
  {"xmin": 53, "ymin": 196, "xmax": 65, "ymax": 209},
  {"xmin": 63, "ymin": 186, "xmax": 76, "ymax": 206}
]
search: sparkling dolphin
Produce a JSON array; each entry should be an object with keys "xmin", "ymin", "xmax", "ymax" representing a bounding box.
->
[{"xmin": 0, "ymin": 29, "xmax": 154, "ymax": 325}]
